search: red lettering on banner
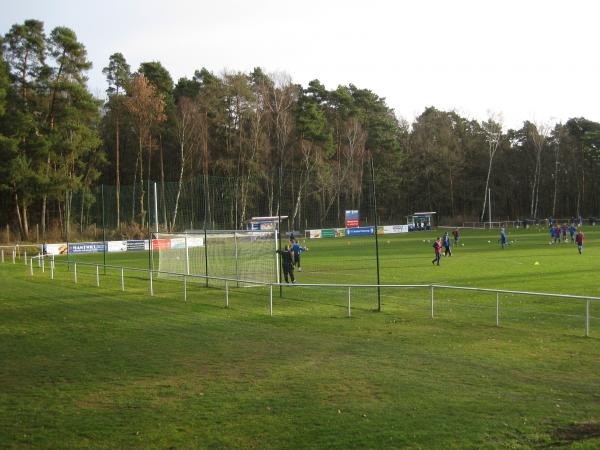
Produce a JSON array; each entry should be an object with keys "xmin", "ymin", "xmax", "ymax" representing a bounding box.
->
[{"xmin": 152, "ymin": 239, "xmax": 171, "ymax": 249}]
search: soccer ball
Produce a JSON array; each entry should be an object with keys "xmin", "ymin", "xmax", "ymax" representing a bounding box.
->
[
  {"xmin": 387, "ymin": 240, "xmax": 391, "ymax": 244},
  {"xmin": 461, "ymin": 243, "xmax": 464, "ymax": 247},
  {"xmin": 488, "ymin": 240, "xmax": 491, "ymax": 243}
]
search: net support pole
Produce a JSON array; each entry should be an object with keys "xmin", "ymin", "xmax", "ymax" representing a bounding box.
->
[
  {"xmin": 204, "ymin": 228, "xmax": 209, "ymax": 288},
  {"xmin": 275, "ymin": 232, "xmax": 280, "ymax": 285},
  {"xmin": 430, "ymin": 285, "xmax": 434, "ymax": 318},
  {"xmin": 269, "ymin": 285, "xmax": 273, "ymax": 317},
  {"xmin": 147, "ymin": 184, "xmax": 154, "ymax": 279},
  {"xmin": 74, "ymin": 263, "xmax": 77, "ymax": 283},
  {"xmin": 225, "ymin": 281, "xmax": 229, "ymax": 308},
  {"xmin": 496, "ymin": 292, "xmax": 500, "ymax": 327},
  {"xmin": 24, "ymin": 251, "xmax": 27, "ymax": 265},
  {"xmin": 234, "ymin": 232, "xmax": 240, "ymax": 289},
  {"xmin": 585, "ymin": 300, "xmax": 590, "ymax": 337},
  {"xmin": 185, "ymin": 235, "xmax": 190, "ymax": 275},
  {"xmin": 121, "ymin": 268, "xmax": 125, "ymax": 291},
  {"xmin": 41, "ymin": 255, "xmax": 45, "ymax": 272},
  {"xmin": 183, "ymin": 275, "xmax": 187, "ymax": 302},
  {"xmin": 488, "ymin": 188, "xmax": 492, "ymax": 229},
  {"xmin": 101, "ymin": 184, "xmax": 106, "ymax": 274},
  {"xmin": 1, "ymin": 249, "xmax": 3, "ymax": 262},
  {"xmin": 12, "ymin": 250, "xmax": 15, "ymax": 264},
  {"xmin": 96, "ymin": 265, "xmax": 99, "ymax": 287},
  {"xmin": 370, "ymin": 156, "xmax": 381, "ymax": 312},
  {"xmin": 30, "ymin": 257, "xmax": 33, "ymax": 276},
  {"xmin": 66, "ymin": 189, "xmax": 70, "ymax": 271},
  {"xmin": 348, "ymin": 287, "xmax": 352, "ymax": 318},
  {"xmin": 277, "ymin": 165, "xmax": 283, "ymax": 299},
  {"xmin": 50, "ymin": 257, "xmax": 54, "ymax": 280},
  {"xmin": 149, "ymin": 269, "xmax": 153, "ymax": 296},
  {"xmin": 154, "ymin": 182, "xmax": 159, "ymax": 234},
  {"xmin": 37, "ymin": 253, "xmax": 40, "ymax": 267}
]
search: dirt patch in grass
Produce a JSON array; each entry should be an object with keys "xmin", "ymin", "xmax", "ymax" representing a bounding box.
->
[{"xmin": 552, "ymin": 421, "xmax": 600, "ymax": 443}]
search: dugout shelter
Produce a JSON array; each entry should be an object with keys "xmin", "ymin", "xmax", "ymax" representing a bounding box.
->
[{"xmin": 407, "ymin": 212, "xmax": 436, "ymax": 231}]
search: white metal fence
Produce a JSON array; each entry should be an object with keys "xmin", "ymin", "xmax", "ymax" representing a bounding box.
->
[{"xmin": 6, "ymin": 253, "xmax": 599, "ymax": 338}]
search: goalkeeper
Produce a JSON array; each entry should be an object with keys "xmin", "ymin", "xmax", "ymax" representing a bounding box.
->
[
  {"xmin": 276, "ymin": 245, "xmax": 296, "ymax": 284},
  {"xmin": 291, "ymin": 241, "xmax": 308, "ymax": 272}
]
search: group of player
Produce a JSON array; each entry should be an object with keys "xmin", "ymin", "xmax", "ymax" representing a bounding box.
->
[
  {"xmin": 549, "ymin": 223, "xmax": 585, "ymax": 254},
  {"xmin": 432, "ymin": 229, "xmax": 459, "ymax": 265},
  {"xmin": 276, "ymin": 233, "xmax": 308, "ymax": 284},
  {"xmin": 431, "ymin": 222, "xmax": 586, "ymax": 266}
]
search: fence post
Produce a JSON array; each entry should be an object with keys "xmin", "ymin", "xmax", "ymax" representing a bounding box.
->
[
  {"xmin": 269, "ymin": 285, "xmax": 273, "ymax": 317},
  {"xmin": 496, "ymin": 292, "xmax": 500, "ymax": 327},
  {"xmin": 225, "ymin": 281, "xmax": 229, "ymax": 308},
  {"xmin": 586, "ymin": 300, "xmax": 590, "ymax": 337},
  {"xmin": 149, "ymin": 270, "xmax": 154, "ymax": 296},
  {"xmin": 183, "ymin": 275, "xmax": 187, "ymax": 302},
  {"xmin": 96, "ymin": 265, "xmax": 100, "ymax": 287},
  {"xmin": 74, "ymin": 263, "xmax": 77, "ymax": 283},
  {"xmin": 348, "ymin": 286, "xmax": 352, "ymax": 318},
  {"xmin": 430, "ymin": 285, "xmax": 434, "ymax": 318}
]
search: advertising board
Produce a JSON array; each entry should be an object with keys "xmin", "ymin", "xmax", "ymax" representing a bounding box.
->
[
  {"xmin": 68, "ymin": 242, "xmax": 107, "ymax": 254},
  {"xmin": 346, "ymin": 226, "xmax": 374, "ymax": 236}
]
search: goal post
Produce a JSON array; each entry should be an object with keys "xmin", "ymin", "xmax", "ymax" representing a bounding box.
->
[{"xmin": 155, "ymin": 230, "xmax": 278, "ymax": 287}]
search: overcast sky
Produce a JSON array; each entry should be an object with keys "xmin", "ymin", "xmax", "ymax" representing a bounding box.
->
[{"xmin": 2, "ymin": 0, "xmax": 598, "ymax": 130}]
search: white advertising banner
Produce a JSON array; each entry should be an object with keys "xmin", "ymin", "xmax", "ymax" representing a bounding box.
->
[
  {"xmin": 46, "ymin": 243, "xmax": 67, "ymax": 255},
  {"xmin": 309, "ymin": 229, "xmax": 322, "ymax": 239},
  {"xmin": 383, "ymin": 225, "xmax": 409, "ymax": 234},
  {"xmin": 108, "ymin": 240, "xmax": 128, "ymax": 252}
]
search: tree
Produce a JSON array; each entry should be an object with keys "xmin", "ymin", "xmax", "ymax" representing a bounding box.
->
[
  {"xmin": 266, "ymin": 72, "xmax": 297, "ymax": 219},
  {"xmin": 103, "ymin": 52, "xmax": 130, "ymax": 228},
  {"xmin": 0, "ymin": 38, "xmax": 8, "ymax": 117},
  {"xmin": 3, "ymin": 20, "xmax": 47, "ymax": 107},
  {"xmin": 529, "ymin": 121, "xmax": 550, "ymax": 219},
  {"xmin": 139, "ymin": 61, "xmax": 175, "ymax": 228},
  {"xmin": 42, "ymin": 26, "xmax": 95, "ymax": 238},
  {"xmin": 123, "ymin": 74, "xmax": 166, "ymax": 227},
  {"xmin": 480, "ymin": 114, "xmax": 503, "ymax": 221},
  {"xmin": 172, "ymin": 96, "xmax": 200, "ymax": 228}
]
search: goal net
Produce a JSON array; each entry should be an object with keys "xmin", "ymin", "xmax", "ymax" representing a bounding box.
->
[{"xmin": 155, "ymin": 230, "xmax": 279, "ymax": 287}]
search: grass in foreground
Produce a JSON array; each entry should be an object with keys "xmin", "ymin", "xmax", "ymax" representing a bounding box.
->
[{"xmin": 0, "ymin": 228, "xmax": 599, "ymax": 448}]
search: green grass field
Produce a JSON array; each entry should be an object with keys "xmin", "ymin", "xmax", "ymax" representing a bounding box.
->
[{"xmin": 1, "ymin": 228, "xmax": 599, "ymax": 448}]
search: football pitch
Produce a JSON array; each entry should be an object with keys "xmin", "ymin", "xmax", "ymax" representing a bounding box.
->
[{"xmin": 1, "ymin": 228, "xmax": 599, "ymax": 448}]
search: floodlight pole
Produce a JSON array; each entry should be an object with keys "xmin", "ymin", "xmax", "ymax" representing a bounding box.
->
[{"xmin": 370, "ymin": 156, "xmax": 381, "ymax": 312}]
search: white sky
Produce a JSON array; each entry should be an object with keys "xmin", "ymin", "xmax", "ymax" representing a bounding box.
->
[{"xmin": 2, "ymin": 0, "xmax": 599, "ymax": 130}]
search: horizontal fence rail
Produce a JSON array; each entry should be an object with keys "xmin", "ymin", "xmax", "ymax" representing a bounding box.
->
[{"xmin": 8, "ymin": 254, "xmax": 599, "ymax": 337}]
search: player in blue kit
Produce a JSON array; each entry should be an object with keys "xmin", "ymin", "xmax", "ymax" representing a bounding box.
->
[{"xmin": 291, "ymin": 241, "xmax": 308, "ymax": 272}]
